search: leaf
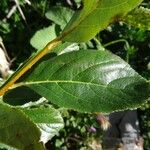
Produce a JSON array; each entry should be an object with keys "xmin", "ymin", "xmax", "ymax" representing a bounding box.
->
[
  {"xmin": 10, "ymin": 50, "xmax": 149, "ymax": 113},
  {"xmin": 45, "ymin": 6, "xmax": 74, "ymax": 29},
  {"xmin": 22, "ymin": 107, "xmax": 64, "ymax": 143},
  {"xmin": 61, "ymin": 0, "xmax": 143, "ymax": 42},
  {"xmin": 30, "ymin": 24, "xmax": 57, "ymax": 50},
  {"xmin": 53, "ymin": 42, "xmax": 74, "ymax": 54},
  {"xmin": 58, "ymin": 43, "xmax": 79, "ymax": 55},
  {"xmin": 0, "ymin": 103, "xmax": 44, "ymax": 150},
  {"xmin": 123, "ymin": 7, "xmax": 150, "ymax": 30},
  {"xmin": 3, "ymin": 86, "xmax": 41, "ymax": 106},
  {"xmin": 0, "ymin": 143, "xmax": 17, "ymax": 150},
  {"xmin": 0, "ymin": 0, "xmax": 144, "ymax": 97}
]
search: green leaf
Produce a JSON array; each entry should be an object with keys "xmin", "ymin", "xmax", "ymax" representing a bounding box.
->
[
  {"xmin": 22, "ymin": 107, "xmax": 64, "ymax": 143},
  {"xmin": 45, "ymin": 6, "xmax": 74, "ymax": 29},
  {"xmin": 0, "ymin": 103, "xmax": 44, "ymax": 150},
  {"xmin": 123, "ymin": 7, "xmax": 150, "ymax": 30},
  {"xmin": 11, "ymin": 50, "xmax": 149, "ymax": 113},
  {"xmin": 0, "ymin": 143, "xmax": 17, "ymax": 150},
  {"xmin": 30, "ymin": 24, "xmax": 57, "ymax": 50},
  {"xmin": 61, "ymin": 0, "xmax": 143, "ymax": 42},
  {"xmin": 3, "ymin": 86, "xmax": 41, "ymax": 106},
  {"xmin": 58, "ymin": 43, "xmax": 79, "ymax": 55}
]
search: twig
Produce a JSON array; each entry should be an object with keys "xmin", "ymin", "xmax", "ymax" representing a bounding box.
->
[
  {"xmin": 67, "ymin": 137, "xmax": 81, "ymax": 143},
  {"xmin": 14, "ymin": 0, "xmax": 27, "ymax": 22},
  {"xmin": 6, "ymin": 5, "xmax": 17, "ymax": 20}
]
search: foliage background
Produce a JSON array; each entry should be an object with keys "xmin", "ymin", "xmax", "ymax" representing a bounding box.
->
[{"xmin": 0, "ymin": 0, "xmax": 149, "ymax": 149}]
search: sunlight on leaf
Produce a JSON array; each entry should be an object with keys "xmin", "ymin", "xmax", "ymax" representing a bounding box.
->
[{"xmin": 8, "ymin": 50, "xmax": 149, "ymax": 113}]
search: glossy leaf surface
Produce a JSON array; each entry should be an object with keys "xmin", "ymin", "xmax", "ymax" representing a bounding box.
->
[
  {"xmin": 12, "ymin": 50, "xmax": 149, "ymax": 113},
  {"xmin": 22, "ymin": 107, "xmax": 64, "ymax": 143}
]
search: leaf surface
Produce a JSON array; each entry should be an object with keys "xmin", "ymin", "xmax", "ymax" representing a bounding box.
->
[
  {"xmin": 62, "ymin": 0, "xmax": 143, "ymax": 42},
  {"xmin": 12, "ymin": 50, "xmax": 149, "ymax": 113},
  {"xmin": 3, "ymin": 86, "xmax": 41, "ymax": 106},
  {"xmin": 22, "ymin": 107, "xmax": 64, "ymax": 143},
  {"xmin": 45, "ymin": 6, "xmax": 74, "ymax": 29},
  {"xmin": 30, "ymin": 25, "xmax": 57, "ymax": 50},
  {"xmin": 0, "ymin": 103, "xmax": 44, "ymax": 150},
  {"xmin": 0, "ymin": 143, "xmax": 17, "ymax": 150}
]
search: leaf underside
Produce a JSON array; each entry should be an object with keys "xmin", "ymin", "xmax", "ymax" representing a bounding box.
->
[
  {"xmin": 62, "ymin": 0, "xmax": 143, "ymax": 42},
  {"xmin": 22, "ymin": 107, "xmax": 64, "ymax": 143},
  {"xmin": 0, "ymin": 103, "xmax": 44, "ymax": 150}
]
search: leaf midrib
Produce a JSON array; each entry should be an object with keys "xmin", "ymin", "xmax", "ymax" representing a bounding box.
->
[
  {"xmin": 15, "ymin": 80, "xmax": 106, "ymax": 88},
  {"xmin": 14, "ymin": 77, "xmax": 136, "ymax": 89}
]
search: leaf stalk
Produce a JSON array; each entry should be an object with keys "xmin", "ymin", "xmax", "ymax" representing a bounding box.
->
[{"xmin": 0, "ymin": 38, "xmax": 62, "ymax": 96}]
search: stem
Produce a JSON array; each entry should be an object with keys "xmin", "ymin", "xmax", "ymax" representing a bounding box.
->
[
  {"xmin": 94, "ymin": 37, "xmax": 101, "ymax": 45},
  {"xmin": 0, "ymin": 38, "xmax": 62, "ymax": 96},
  {"xmin": 104, "ymin": 39, "xmax": 130, "ymax": 63},
  {"xmin": 94, "ymin": 37, "xmax": 105, "ymax": 51},
  {"xmin": 104, "ymin": 39, "xmax": 129, "ymax": 48}
]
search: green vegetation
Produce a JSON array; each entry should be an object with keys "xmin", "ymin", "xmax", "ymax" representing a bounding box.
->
[{"xmin": 0, "ymin": 0, "xmax": 149, "ymax": 149}]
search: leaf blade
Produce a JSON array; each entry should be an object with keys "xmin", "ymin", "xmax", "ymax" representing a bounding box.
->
[
  {"xmin": 62, "ymin": 0, "xmax": 143, "ymax": 42},
  {"xmin": 30, "ymin": 25, "xmax": 57, "ymax": 50},
  {"xmin": 45, "ymin": 6, "xmax": 74, "ymax": 29},
  {"xmin": 0, "ymin": 103, "xmax": 44, "ymax": 150},
  {"xmin": 22, "ymin": 107, "xmax": 64, "ymax": 144},
  {"xmin": 11, "ymin": 50, "xmax": 149, "ymax": 113}
]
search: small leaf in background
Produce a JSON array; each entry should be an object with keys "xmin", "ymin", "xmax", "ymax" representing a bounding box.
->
[
  {"xmin": 123, "ymin": 7, "xmax": 150, "ymax": 30},
  {"xmin": 62, "ymin": 0, "xmax": 143, "ymax": 42},
  {"xmin": 8, "ymin": 50, "xmax": 149, "ymax": 113},
  {"xmin": 22, "ymin": 107, "xmax": 64, "ymax": 143},
  {"xmin": 30, "ymin": 24, "xmax": 57, "ymax": 50},
  {"xmin": 0, "ymin": 103, "xmax": 44, "ymax": 150},
  {"xmin": 45, "ymin": 6, "xmax": 74, "ymax": 29}
]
